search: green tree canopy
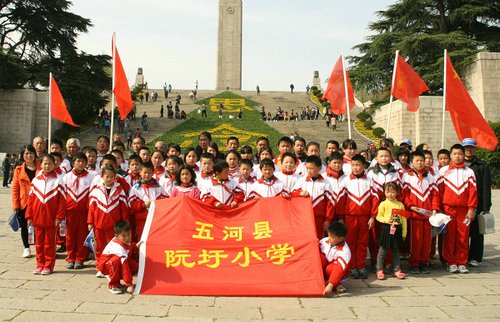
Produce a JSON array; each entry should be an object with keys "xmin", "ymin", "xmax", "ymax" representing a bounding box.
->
[{"xmin": 348, "ymin": 0, "xmax": 500, "ymax": 100}]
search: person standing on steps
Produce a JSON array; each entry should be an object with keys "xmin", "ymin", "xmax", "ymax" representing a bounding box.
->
[
  {"xmin": 256, "ymin": 85, "xmax": 260, "ymax": 95},
  {"xmin": 201, "ymin": 103, "xmax": 207, "ymax": 117},
  {"xmin": 290, "ymin": 84, "xmax": 294, "ymax": 94},
  {"xmin": 160, "ymin": 105, "xmax": 164, "ymax": 118}
]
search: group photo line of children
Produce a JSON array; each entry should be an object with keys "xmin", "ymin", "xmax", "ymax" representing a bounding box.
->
[{"xmin": 10, "ymin": 131, "xmax": 491, "ymax": 296}]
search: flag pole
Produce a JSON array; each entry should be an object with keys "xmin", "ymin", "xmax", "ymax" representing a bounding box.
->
[
  {"xmin": 110, "ymin": 32, "xmax": 117, "ymax": 147},
  {"xmin": 441, "ymin": 49, "xmax": 447, "ymax": 149},
  {"xmin": 386, "ymin": 50, "xmax": 399, "ymax": 139},
  {"xmin": 342, "ymin": 54, "xmax": 352, "ymax": 139},
  {"xmin": 48, "ymin": 72, "xmax": 52, "ymax": 146}
]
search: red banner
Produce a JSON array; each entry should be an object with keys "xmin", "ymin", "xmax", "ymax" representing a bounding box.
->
[{"xmin": 135, "ymin": 196, "xmax": 325, "ymax": 296}]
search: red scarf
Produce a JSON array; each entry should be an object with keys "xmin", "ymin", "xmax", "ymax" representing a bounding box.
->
[
  {"xmin": 201, "ymin": 171, "xmax": 213, "ymax": 178},
  {"xmin": 444, "ymin": 161, "xmax": 465, "ymax": 176},
  {"xmin": 40, "ymin": 171, "xmax": 57, "ymax": 183},
  {"xmin": 86, "ymin": 164, "xmax": 96, "ymax": 170},
  {"xmin": 412, "ymin": 168, "xmax": 427, "ymax": 188},
  {"xmin": 281, "ymin": 169, "xmax": 295, "ymax": 176},
  {"xmin": 154, "ymin": 166, "xmax": 165, "ymax": 177},
  {"xmin": 326, "ymin": 167, "xmax": 343, "ymax": 179},
  {"xmin": 71, "ymin": 169, "xmax": 88, "ymax": 190}
]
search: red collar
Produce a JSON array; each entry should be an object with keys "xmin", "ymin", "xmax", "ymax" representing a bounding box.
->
[
  {"xmin": 154, "ymin": 166, "xmax": 165, "ymax": 176},
  {"xmin": 326, "ymin": 167, "xmax": 343, "ymax": 179},
  {"xmin": 201, "ymin": 171, "xmax": 213, "ymax": 178},
  {"xmin": 211, "ymin": 177, "xmax": 230, "ymax": 186},
  {"xmin": 239, "ymin": 176, "xmax": 255, "ymax": 183},
  {"xmin": 258, "ymin": 176, "xmax": 278, "ymax": 185},
  {"xmin": 449, "ymin": 161, "xmax": 466, "ymax": 170},
  {"xmin": 281, "ymin": 169, "xmax": 295, "ymax": 175},
  {"xmin": 343, "ymin": 156, "xmax": 351, "ymax": 163},
  {"xmin": 305, "ymin": 175, "xmax": 324, "ymax": 182},
  {"xmin": 349, "ymin": 172, "xmax": 367, "ymax": 179}
]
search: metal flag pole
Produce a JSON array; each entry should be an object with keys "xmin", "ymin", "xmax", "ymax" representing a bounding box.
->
[
  {"xmin": 48, "ymin": 72, "xmax": 52, "ymax": 145},
  {"xmin": 109, "ymin": 32, "xmax": 117, "ymax": 147},
  {"xmin": 441, "ymin": 49, "xmax": 447, "ymax": 149},
  {"xmin": 386, "ymin": 50, "xmax": 399, "ymax": 138},
  {"xmin": 342, "ymin": 54, "xmax": 352, "ymax": 139}
]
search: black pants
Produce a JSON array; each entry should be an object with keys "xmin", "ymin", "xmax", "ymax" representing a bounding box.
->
[
  {"xmin": 201, "ymin": 110, "xmax": 207, "ymax": 117},
  {"xmin": 3, "ymin": 170, "xmax": 10, "ymax": 186},
  {"xmin": 469, "ymin": 214, "xmax": 484, "ymax": 262},
  {"xmin": 18, "ymin": 207, "xmax": 29, "ymax": 248}
]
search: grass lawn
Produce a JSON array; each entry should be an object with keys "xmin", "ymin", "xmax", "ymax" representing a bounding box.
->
[{"xmin": 147, "ymin": 91, "xmax": 284, "ymax": 154}]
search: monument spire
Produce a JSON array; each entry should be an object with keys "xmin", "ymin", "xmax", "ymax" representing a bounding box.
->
[{"xmin": 217, "ymin": 0, "xmax": 242, "ymax": 91}]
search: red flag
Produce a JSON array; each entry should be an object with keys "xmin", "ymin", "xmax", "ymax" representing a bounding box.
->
[
  {"xmin": 391, "ymin": 53, "xmax": 429, "ymax": 112},
  {"xmin": 112, "ymin": 40, "xmax": 134, "ymax": 120},
  {"xmin": 445, "ymin": 54, "xmax": 498, "ymax": 151},
  {"xmin": 321, "ymin": 55, "xmax": 355, "ymax": 115},
  {"xmin": 50, "ymin": 75, "xmax": 79, "ymax": 127}
]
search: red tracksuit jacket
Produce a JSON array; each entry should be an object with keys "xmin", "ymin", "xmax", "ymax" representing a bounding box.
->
[
  {"xmin": 337, "ymin": 173, "xmax": 378, "ymax": 218},
  {"xmin": 438, "ymin": 163, "xmax": 477, "ymax": 210},
  {"xmin": 98, "ymin": 237, "xmax": 139, "ymax": 286},
  {"xmin": 25, "ymin": 172, "xmax": 67, "ymax": 226},
  {"xmin": 62, "ymin": 169, "xmax": 94, "ymax": 212},
  {"xmin": 291, "ymin": 175, "xmax": 335, "ymax": 222},
  {"xmin": 402, "ymin": 169, "xmax": 441, "ymax": 218},
  {"xmin": 88, "ymin": 183, "xmax": 129, "ymax": 230}
]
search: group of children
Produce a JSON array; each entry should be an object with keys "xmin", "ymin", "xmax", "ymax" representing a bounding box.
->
[{"xmin": 23, "ymin": 134, "xmax": 477, "ymax": 296}]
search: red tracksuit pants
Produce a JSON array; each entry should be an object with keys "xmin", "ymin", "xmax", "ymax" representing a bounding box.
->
[
  {"xmin": 443, "ymin": 205, "xmax": 470, "ymax": 266},
  {"xmin": 321, "ymin": 254, "xmax": 349, "ymax": 288},
  {"xmin": 66, "ymin": 210, "xmax": 90, "ymax": 263},
  {"xmin": 314, "ymin": 215, "xmax": 327, "ymax": 240},
  {"xmin": 101, "ymin": 256, "xmax": 139, "ymax": 288},
  {"xmin": 409, "ymin": 219, "xmax": 432, "ymax": 266},
  {"xmin": 94, "ymin": 228, "xmax": 115, "ymax": 264},
  {"xmin": 129, "ymin": 214, "xmax": 138, "ymax": 243},
  {"xmin": 345, "ymin": 215, "xmax": 370, "ymax": 270},
  {"xmin": 34, "ymin": 226, "xmax": 56, "ymax": 270}
]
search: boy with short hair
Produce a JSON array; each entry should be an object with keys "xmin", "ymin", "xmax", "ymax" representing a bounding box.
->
[
  {"xmin": 324, "ymin": 140, "xmax": 340, "ymax": 166},
  {"xmin": 138, "ymin": 147, "xmax": 151, "ymax": 163},
  {"xmin": 98, "ymin": 220, "xmax": 141, "ymax": 294},
  {"xmin": 292, "ymin": 155, "xmax": 334, "ymax": 239},
  {"xmin": 111, "ymin": 150, "xmax": 128, "ymax": 177},
  {"xmin": 126, "ymin": 155, "xmax": 142, "ymax": 187},
  {"xmin": 275, "ymin": 137, "xmax": 293, "ymax": 170},
  {"xmin": 196, "ymin": 153, "xmax": 215, "ymax": 191},
  {"xmin": 248, "ymin": 159, "xmax": 289, "ymax": 199},
  {"xmin": 91, "ymin": 154, "xmax": 130, "ymax": 195},
  {"xmin": 276, "ymin": 153, "xmax": 301, "ymax": 193},
  {"xmin": 438, "ymin": 144, "xmax": 477, "ymax": 274},
  {"xmin": 369, "ymin": 138, "xmax": 402, "ymax": 170},
  {"xmin": 50, "ymin": 139, "xmax": 72, "ymax": 173},
  {"xmin": 167, "ymin": 143, "xmax": 181, "ymax": 157},
  {"xmin": 437, "ymin": 149, "xmax": 451, "ymax": 169},
  {"xmin": 293, "ymin": 137, "xmax": 307, "ymax": 163},
  {"xmin": 337, "ymin": 154, "xmax": 378, "ymax": 279},
  {"xmin": 296, "ymin": 142, "xmax": 326, "ymax": 176},
  {"xmin": 112, "ymin": 141, "xmax": 128, "ymax": 171},
  {"xmin": 324, "ymin": 152, "xmax": 348, "ymax": 205},
  {"xmin": 83, "ymin": 146, "xmax": 99, "ymax": 176},
  {"xmin": 319, "ymin": 222, "xmax": 351, "ymax": 297},
  {"xmin": 49, "ymin": 152, "xmax": 65, "ymax": 178},
  {"xmin": 237, "ymin": 159, "xmax": 256, "ymax": 201},
  {"xmin": 201, "ymin": 160, "xmax": 245, "ymax": 208}
]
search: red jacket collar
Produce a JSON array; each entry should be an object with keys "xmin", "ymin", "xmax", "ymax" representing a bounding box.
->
[
  {"xmin": 326, "ymin": 167, "xmax": 343, "ymax": 179},
  {"xmin": 258, "ymin": 176, "xmax": 278, "ymax": 185},
  {"xmin": 239, "ymin": 176, "xmax": 255, "ymax": 183},
  {"xmin": 305, "ymin": 175, "xmax": 324, "ymax": 182},
  {"xmin": 349, "ymin": 171, "xmax": 367, "ymax": 179}
]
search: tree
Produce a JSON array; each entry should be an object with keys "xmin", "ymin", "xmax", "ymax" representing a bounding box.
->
[{"xmin": 348, "ymin": 0, "xmax": 500, "ymax": 99}]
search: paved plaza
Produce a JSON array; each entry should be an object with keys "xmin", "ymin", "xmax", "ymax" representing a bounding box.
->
[{"xmin": 1, "ymin": 187, "xmax": 500, "ymax": 321}]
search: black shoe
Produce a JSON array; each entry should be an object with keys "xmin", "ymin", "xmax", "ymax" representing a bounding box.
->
[
  {"xmin": 66, "ymin": 261, "xmax": 75, "ymax": 269},
  {"xmin": 358, "ymin": 269, "xmax": 368, "ymax": 279},
  {"xmin": 410, "ymin": 266, "xmax": 420, "ymax": 274},
  {"xmin": 74, "ymin": 262, "xmax": 84, "ymax": 269},
  {"xmin": 420, "ymin": 264, "xmax": 431, "ymax": 274}
]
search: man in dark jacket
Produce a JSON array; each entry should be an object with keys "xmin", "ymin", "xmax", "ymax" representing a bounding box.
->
[{"xmin": 463, "ymin": 138, "xmax": 492, "ymax": 266}]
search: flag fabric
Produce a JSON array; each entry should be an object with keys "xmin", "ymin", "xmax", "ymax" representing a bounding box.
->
[
  {"xmin": 321, "ymin": 55, "xmax": 355, "ymax": 115},
  {"xmin": 391, "ymin": 53, "xmax": 429, "ymax": 112},
  {"xmin": 112, "ymin": 40, "xmax": 134, "ymax": 120},
  {"xmin": 50, "ymin": 75, "xmax": 79, "ymax": 127},
  {"xmin": 445, "ymin": 54, "xmax": 498, "ymax": 151}
]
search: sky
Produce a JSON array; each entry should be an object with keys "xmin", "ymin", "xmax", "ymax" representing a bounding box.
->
[{"xmin": 71, "ymin": 0, "xmax": 396, "ymax": 91}]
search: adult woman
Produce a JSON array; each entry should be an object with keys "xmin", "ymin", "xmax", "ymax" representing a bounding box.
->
[{"xmin": 12, "ymin": 144, "xmax": 41, "ymax": 258}]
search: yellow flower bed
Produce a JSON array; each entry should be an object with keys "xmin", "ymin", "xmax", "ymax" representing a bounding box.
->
[
  {"xmin": 354, "ymin": 120, "xmax": 380, "ymax": 147},
  {"xmin": 310, "ymin": 94, "xmax": 322, "ymax": 106}
]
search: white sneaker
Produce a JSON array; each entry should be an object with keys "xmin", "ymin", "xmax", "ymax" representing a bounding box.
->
[
  {"xmin": 448, "ymin": 264, "xmax": 459, "ymax": 273},
  {"xmin": 469, "ymin": 260, "xmax": 481, "ymax": 267},
  {"xmin": 23, "ymin": 248, "xmax": 31, "ymax": 258},
  {"xmin": 458, "ymin": 265, "xmax": 469, "ymax": 274},
  {"xmin": 96, "ymin": 271, "xmax": 105, "ymax": 278}
]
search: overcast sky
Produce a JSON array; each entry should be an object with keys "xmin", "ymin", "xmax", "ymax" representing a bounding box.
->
[{"xmin": 71, "ymin": 0, "xmax": 396, "ymax": 91}]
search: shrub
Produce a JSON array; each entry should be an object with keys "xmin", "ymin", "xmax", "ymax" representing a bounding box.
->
[
  {"xmin": 357, "ymin": 112, "xmax": 371, "ymax": 121},
  {"xmin": 476, "ymin": 121, "xmax": 500, "ymax": 187},
  {"xmin": 364, "ymin": 120, "xmax": 376, "ymax": 129},
  {"xmin": 372, "ymin": 127, "xmax": 385, "ymax": 137},
  {"xmin": 55, "ymin": 128, "xmax": 71, "ymax": 140},
  {"xmin": 310, "ymin": 86, "xmax": 318, "ymax": 91}
]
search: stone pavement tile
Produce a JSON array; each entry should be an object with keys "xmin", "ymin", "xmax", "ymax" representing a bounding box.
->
[
  {"xmin": 129, "ymin": 295, "xmax": 215, "ymax": 307},
  {"xmin": 0, "ymin": 297, "xmax": 81, "ymax": 312},
  {"xmin": 435, "ymin": 276, "xmax": 500, "ymax": 286},
  {"xmin": 168, "ymin": 306, "xmax": 261, "ymax": 319},
  {"xmin": 300, "ymin": 296, "xmax": 387, "ymax": 308},
  {"xmin": 114, "ymin": 316, "xmax": 212, "ymax": 322},
  {"xmin": 410, "ymin": 285, "xmax": 494, "ymax": 296},
  {"xmin": 0, "ymin": 279, "xmax": 26, "ymax": 288},
  {"xmin": 366, "ymin": 277, "xmax": 443, "ymax": 287},
  {"xmin": 20, "ymin": 278, "xmax": 104, "ymax": 292},
  {"xmin": 11, "ymin": 311, "xmax": 116, "ymax": 322},
  {"xmin": 260, "ymin": 307, "xmax": 356, "ymax": 320},
  {"xmin": 0, "ymin": 308, "xmax": 21, "ymax": 321},
  {"xmin": 350, "ymin": 287, "xmax": 418, "ymax": 297},
  {"xmin": 341, "ymin": 279, "xmax": 369, "ymax": 288},
  {"xmin": 440, "ymin": 305, "xmax": 500, "ymax": 319},
  {"xmin": 0, "ymin": 269, "xmax": 75, "ymax": 281},
  {"xmin": 76, "ymin": 302, "xmax": 169, "ymax": 317},
  {"xmin": 44, "ymin": 289, "xmax": 132, "ymax": 304},
  {"xmin": 382, "ymin": 295, "xmax": 472, "ymax": 307},
  {"xmin": 456, "ymin": 271, "xmax": 500, "ymax": 279},
  {"xmin": 216, "ymin": 320, "xmax": 310, "ymax": 322},
  {"xmin": 483, "ymin": 285, "xmax": 500, "ymax": 294},
  {"xmin": 215, "ymin": 297, "xmax": 301, "ymax": 308},
  {"xmin": 463, "ymin": 295, "xmax": 500, "ymax": 305},
  {"xmin": 0, "ymin": 288, "xmax": 50, "ymax": 299},
  {"xmin": 352, "ymin": 306, "xmax": 448, "ymax": 320}
]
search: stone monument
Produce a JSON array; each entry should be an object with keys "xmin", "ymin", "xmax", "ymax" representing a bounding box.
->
[
  {"xmin": 312, "ymin": 71, "xmax": 322, "ymax": 90},
  {"xmin": 217, "ymin": 0, "xmax": 242, "ymax": 91},
  {"xmin": 133, "ymin": 67, "xmax": 144, "ymax": 89}
]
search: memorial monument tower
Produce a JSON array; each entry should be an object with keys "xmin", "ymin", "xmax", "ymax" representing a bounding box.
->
[{"xmin": 217, "ymin": 0, "xmax": 242, "ymax": 90}]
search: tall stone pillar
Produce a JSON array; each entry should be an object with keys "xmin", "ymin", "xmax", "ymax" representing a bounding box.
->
[{"xmin": 217, "ymin": 0, "xmax": 242, "ymax": 91}]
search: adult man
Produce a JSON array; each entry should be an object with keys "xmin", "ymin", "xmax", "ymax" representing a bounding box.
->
[
  {"xmin": 154, "ymin": 141, "xmax": 167, "ymax": 154},
  {"xmin": 95, "ymin": 135, "xmax": 110, "ymax": 168},
  {"xmin": 226, "ymin": 137, "xmax": 239, "ymax": 151},
  {"xmin": 290, "ymin": 84, "xmax": 294, "ymax": 94},
  {"xmin": 132, "ymin": 136, "xmax": 146, "ymax": 155},
  {"xmin": 201, "ymin": 103, "xmax": 207, "ymax": 117},
  {"xmin": 251, "ymin": 137, "xmax": 270, "ymax": 165},
  {"xmin": 64, "ymin": 138, "xmax": 80, "ymax": 164},
  {"xmin": 32, "ymin": 136, "xmax": 46, "ymax": 161},
  {"xmin": 324, "ymin": 140, "xmax": 340, "ymax": 165},
  {"xmin": 463, "ymin": 138, "xmax": 492, "ymax": 267}
]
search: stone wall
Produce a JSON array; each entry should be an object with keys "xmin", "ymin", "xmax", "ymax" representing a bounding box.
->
[{"xmin": 0, "ymin": 89, "xmax": 63, "ymax": 154}]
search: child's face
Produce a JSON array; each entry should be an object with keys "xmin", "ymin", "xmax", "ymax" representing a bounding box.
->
[
  {"xmin": 112, "ymin": 153, "xmax": 123, "ymax": 166},
  {"xmin": 226, "ymin": 139, "xmax": 239, "ymax": 151},
  {"xmin": 282, "ymin": 156, "xmax": 296, "ymax": 172},
  {"xmin": 50, "ymin": 144, "xmax": 62, "ymax": 153},
  {"xmin": 451, "ymin": 148, "xmax": 465, "ymax": 164},
  {"xmin": 207, "ymin": 147, "xmax": 217, "ymax": 157},
  {"xmin": 343, "ymin": 147, "xmax": 357, "ymax": 159},
  {"xmin": 411, "ymin": 155, "xmax": 425, "ymax": 172},
  {"xmin": 167, "ymin": 148, "xmax": 180, "ymax": 156},
  {"xmin": 307, "ymin": 145, "xmax": 320, "ymax": 157},
  {"xmin": 102, "ymin": 170, "xmax": 115, "ymax": 187},
  {"xmin": 166, "ymin": 159, "xmax": 179, "ymax": 175},
  {"xmin": 305, "ymin": 162, "xmax": 321, "ymax": 178},
  {"xmin": 385, "ymin": 186, "xmax": 398, "ymax": 201},
  {"xmin": 180, "ymin": 169, "xmax": 192, "ymax": 184},
  {"xmin": 216, "ymin": 168, "xmax": 229, "ymax": 181},
  {"xmin": 329, "ymin": 159, "xmax": 343, "ymax": 172},
  {"xmin": 382, "ymin": 142, "xmax": 394, "ymax": 153},
  {"xmin": 350, "ymin": 160, "xmax": 364, "ymax": 175},
  {"xmin": 53, "ymin": 156, "xmax": 61, "ymax": 168},
  {"xmin": 139, "ymin": 150, "xmax": 151, "ymax": 163},
  {"xmin": 41, "ymin": 158, "xmax": 55, "ymax": 174},
  {"xmin": 326, "ymin": 143, "xmax": 338, "ymax": 156},
  {"xmin": 151, "ymin": 152, "xmax": 164, "ymax": 168},
  {"xmin": 101, "ymin": 159, "xmax": 116, "ymax": 170},
  {"xmin": 73, "ymin": 158, "xmax": 87, "ymax": 172},
  {"xmin": 261, "ymin": 165, "xmax": 275, "ymax": 179},
  {"xmin": 129, "ymin": 160, "xmax": 141, "ymax": 174},
  {"xmin": 424, "ymin": 154, "xmax": 433, "ymax": 169},
  {"xmin": 328, "ymin": 232, "xmax": 344, "ymax": 246},
  {"xmin": 241, "ymin": 152, "xmax": 252, "ymax": 160},
  {"xmin": 278, "ymin": 142, "xmax": 292, "ymax": 155},
  {"xmin": 438, "ymin": 154, "xmax": 451, "ymax": 167},
  {"xmin": 200, "ymin": 158, "xmax": 214, "ymax": 174},
  {"xmin": 116, "ymin": 230, "xmax": 132, "ymax": 245},
  {"xmin": 239, "ymin": 164, "xmax": 252, "ymax": 179},
  {"xmin": 376, "ymin": 150, "xmax": 391, "ymax": 167},
  {"xmin": 294, "ymin": 141, "xmax": 305, "ymax": 156},
  {"xmin": 226, "ymin": 153, "xmax": 239, "ymax": 168},
  {"xmin": 398, "ymin": 154, "xmax": 408, "ymax": 165},
  {"xmin": 260, "ymin": 150, "xmax": 272, "ymax": 161},
  {"xmin": 86, "ymin": 152, "xmax": 97, "ymax": 165},
  {"xmin": 113, "ymin": 145, "xmax": 124, "ymax": 153},
  {"xmin": 185, "ymin": 151, "xmax": 198, "ymax": 166},
  {"xmin": 140, "ymin": 167, "xmax": 154, "ymax": 182},
  {"xmin": 198, "ymin": 135, "xmax": 210, "ymax": 149}
]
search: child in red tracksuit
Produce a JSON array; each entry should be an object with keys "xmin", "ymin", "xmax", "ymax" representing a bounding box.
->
[
  {"xmin": 248, "ymin": 158, "xmax": 290, "ymax": 199},
  {"xmin": 402, "ymin": 151, "xmax": 440, "ymax": 274},
  {"xmin": 438, "ymin": 144, "xmax": 477, "ymax": 274},
  {"xmin": 200, "ymin": 160, "xmax": 245, "ymax": 208},
  {"xmin": 291, "ymin": 155, "xmax": 334, "ymax": 239},
  {"xmin": 98, "ymin": 220, "xmax": 141, "ymax": 294},
  {"xmin": 62, "ymin": 152, "xmax": 94, "ymax": 269},
  {"xmin": 88, "ymin": 165, "xmax": 129, "ymax": 277},
  {"xmin": 26, "ymin": 154, "xmax": 66, "ymax": 275},
  {"xmin": 337, "ymin": 154, "xmax": 378, "ymax": 279},
  {"xmin": 319, "ymin": 222, "xmax": 351, "ymax": 297}
]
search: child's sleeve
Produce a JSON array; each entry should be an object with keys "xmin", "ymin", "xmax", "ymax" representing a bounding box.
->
[
  {"xmin": 336, "ymin": 185, "xmax": 346, "ymax": 219},
  {"xmin": 55, "ymin": 182, "xmax": 67, "ymax": 220},
  {"xmin": 376, "ymin": 201, "xmax": 388, "ymax": 223},
  {"xmin": 430, "ymin": 181, "xmax": 441, "ymax": 211},
  {"xmin": 467, "ymin": 171, "xmax": 478, "ymax": 210},
  {"xmin": 25, "ymin": 184, "xmax": 35, "ymax": 221},
  {"xmin": 119, "ymin": 190, "xmax": 130, "ymax": 222},
  {"xmin": 87, "ymin": 192, "xmax": 95, "ymax": 225},
  {"xmin": 232, "ymin": 185, "xmax": 245, "ymax": 203},
  {"xmin": 400, "ymin": 203, "xmax": 407, "ymax": 238},
  {"xmin": 129, "ymin": 188, "xmax": 145, "ymax": 212},
  {"xmin": 324, "ymin": 185, "xmax": 335, "ymax": 223},
  {"xmin": 369, "ymin": 185, "xmax": 379, "ymax": 218},
  {"xmin": 192, "ymin": 187, "xmax": 201, "ymax": 200},
  {"xmin": 290, "ymin": 180, "xmax": 303, "ymax": 197}
]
